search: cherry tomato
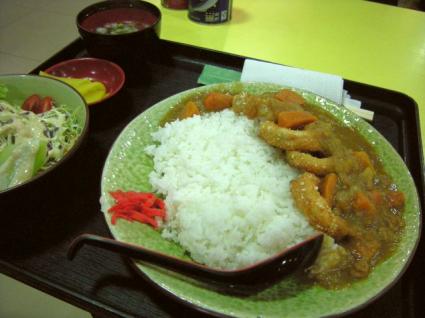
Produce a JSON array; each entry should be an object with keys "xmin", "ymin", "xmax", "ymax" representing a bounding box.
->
[
  {"xmin": 39, "ymin": 96, "xmax": 54, "ymax": 113},
  {"xmin": 22, "ymin": 94, "xmax": 41, "ymax": 112},
  {"xmin": 21, "ymin": 94, "xmax": 54, "ymax": 113}
]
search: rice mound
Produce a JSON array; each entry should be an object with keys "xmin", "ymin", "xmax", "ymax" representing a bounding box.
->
[{"xmin": 145, "ymin": 109, "xmax": 315, "ymax": 270}]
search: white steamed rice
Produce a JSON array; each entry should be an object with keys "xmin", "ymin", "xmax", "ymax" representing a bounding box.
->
[{"xmin": 145, "ymin": 109, "xmax": 315, "ymax": 270}]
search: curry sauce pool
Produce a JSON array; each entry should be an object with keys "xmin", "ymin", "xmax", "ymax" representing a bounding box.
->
[{"xmin": 146, "ymin": 87, "xmax": 405, "ymax": 289}]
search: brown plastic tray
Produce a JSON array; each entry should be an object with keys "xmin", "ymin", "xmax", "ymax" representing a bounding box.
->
[{"xmin": 0, "ymin": 39, "xmax": 423, "ymax": 318}]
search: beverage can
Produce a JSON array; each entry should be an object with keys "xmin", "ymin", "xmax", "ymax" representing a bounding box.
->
[{"xmin": 188, "ymin": 0, "xmax": 232, "ymax": 24}]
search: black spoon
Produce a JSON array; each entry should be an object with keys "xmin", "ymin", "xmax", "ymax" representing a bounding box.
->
[{"xmin": 68, "ymin": 233, "xmax": 323, "ymax": 284}]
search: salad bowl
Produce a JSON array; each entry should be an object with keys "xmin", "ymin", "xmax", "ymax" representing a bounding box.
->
[{"xmin": 0, "ymin": 74, "xmax": 89, "ymax": 198}]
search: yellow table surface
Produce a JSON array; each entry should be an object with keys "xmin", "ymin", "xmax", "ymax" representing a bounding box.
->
[{"xmin": 149, "ymin": 0, "xmax": 425, "ymax": 156}]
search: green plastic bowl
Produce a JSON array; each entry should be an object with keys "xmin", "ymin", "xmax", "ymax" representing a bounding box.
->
[{"xmin": 0, "ymin": 74, "xmax": 89, "ymax": 195}]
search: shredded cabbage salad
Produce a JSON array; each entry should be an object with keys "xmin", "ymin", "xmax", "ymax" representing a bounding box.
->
[{"xmin": 0, "ymin": 86, "xmax": 81, "ymax": 191}]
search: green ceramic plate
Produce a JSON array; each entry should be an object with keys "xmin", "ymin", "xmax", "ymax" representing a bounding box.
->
[{"xmin": 100, "ymin": 82, "xmax": 421, "ymax": 317}]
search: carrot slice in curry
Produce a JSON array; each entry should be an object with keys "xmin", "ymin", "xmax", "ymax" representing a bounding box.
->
[
  {"xmin": 370, "ymin": 190, "xmax": 383, "ymax": 205},
  {"xmin": 179, "ymin": 101, "xmax": 200, "ymax": 119},
  {"xmin": 353, "ymin": 192, "xmax": 376, "ymax": 216},
  {"xmin": 320, "ymin": 173, "xmax": 338, "ymax": 207},
  {"xmin": 204, "ymin": 92, "xmax": 233, "ymax": 111},
  {"xmin": 387, "ymin": 191, "xmax": 405, "ymax": 208},
  {"xmin": 274, "ymin": 89, "xmax": 306, "ymax": 105},
  {"xmin": 277, "ymin": 111, "xmax": 317, "ymax": 129},
  {"xmin": 353, "ymin": 151, "xmax": 373, "ymax": 169}
]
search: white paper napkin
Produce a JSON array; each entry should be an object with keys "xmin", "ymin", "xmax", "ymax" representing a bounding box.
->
[{"xmin": 240, "ymin": 59, "xmax": 362, "ymax": 109}]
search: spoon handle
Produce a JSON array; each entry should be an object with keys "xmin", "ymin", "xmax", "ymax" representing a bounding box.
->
[
  {"xmin": 67, "ymin": 233, "xmax": 323, "ymax": 283},
  {"xmin": 67, "ymin": 233, "xmax": 233, "ymax": 280}
]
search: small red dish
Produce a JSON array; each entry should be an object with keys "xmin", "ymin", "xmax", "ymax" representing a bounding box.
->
[{"xmin": 45, "ymin": 58, "xmax": 125, "ymax": 105}]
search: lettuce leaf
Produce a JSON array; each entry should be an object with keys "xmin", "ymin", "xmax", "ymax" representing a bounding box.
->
[{"xmin": 0, "ymin": 84, "xmax": 8, "ymax": 100}]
